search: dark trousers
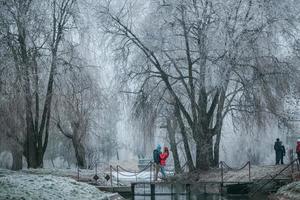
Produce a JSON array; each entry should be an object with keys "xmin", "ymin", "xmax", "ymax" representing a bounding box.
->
[
  {"xmin": 280, "ymin": 155, "xmax": 284, "ymax": 164},
  {"xmin": 276, "ymin": 151, "xmax": 283, "ymax": 165},
  {"xmin": 297, "ymin": 152, "xmax": 300, "ymax": 164}
]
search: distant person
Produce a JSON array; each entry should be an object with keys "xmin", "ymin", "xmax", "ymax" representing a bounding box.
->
[
  {"xmin": 159, "ymin": 146, "xmax": 169, "ymax": 179},
  {"xmin": 153, "ymin": 144, "xmax": 161, "ymax": 181},
  {"xmin": 296, "ymin": 139, "xmax": 300, "ymax": 163},
  {"xmin": 274, "ymin": 138, "xmax": 282, "ymax": 165},
  {"xmin": 280, "ymin": 142, "xmax": 286, "ymax": 165}
]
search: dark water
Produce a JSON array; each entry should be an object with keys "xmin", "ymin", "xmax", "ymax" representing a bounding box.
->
[
  {"xmin": 131, "ymin": 183, "xmax": 269, "ymax": 200},
  {"xmin": 133, "ymin": 194, "xmax": 268, "ymax": 200}
]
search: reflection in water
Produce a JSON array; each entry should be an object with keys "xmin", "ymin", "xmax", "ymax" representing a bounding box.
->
[
  {"xmin": 134, "ymin": 194, "xmax": 267, "ymax": 200},
  {"xmin": 133, "ymin": 183, "xmax": 268, "ymax": 200}
]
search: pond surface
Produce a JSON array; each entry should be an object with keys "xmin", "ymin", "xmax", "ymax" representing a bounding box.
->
[
  {"xmin": 132, "ymin": 182, "xmax": 269, "ymax": 200},
  {"xmin": 133, "ymin": 193, "xmax": 268, "ymax": 200}
]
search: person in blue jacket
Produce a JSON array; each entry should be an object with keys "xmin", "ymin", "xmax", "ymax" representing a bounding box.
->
[{"xmin": 153, "ymin": 145, "xmax": 161, "ymax": 181}]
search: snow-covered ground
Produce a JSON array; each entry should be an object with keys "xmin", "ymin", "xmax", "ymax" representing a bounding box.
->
[
  {"xmin": 0, "ymin": 169, "xmax": 117, "ymax": 200},
  {"xmin": 271, "ymin": 181, "xmax": 300, "ymax": 200},
  {"xmin": 112, "ymin": 170, "xmax": 173, "ymax": 183}
]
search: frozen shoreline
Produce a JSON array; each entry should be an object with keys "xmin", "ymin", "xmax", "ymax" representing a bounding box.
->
[{"xmin": 0, "ymin": 169, "xmax": 115, "ymax": 200}]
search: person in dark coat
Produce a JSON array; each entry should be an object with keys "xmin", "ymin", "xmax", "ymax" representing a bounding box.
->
[
  {"xmin": 153, "ymin": 144, "xmax": 161, "ymax": 181},
  {"xmin": 296, "ymin": 139, "xmax": 300, "ymax": 163},
  {"xmin": 280, "ymin": 143, "xmax": 286, "ymax": 165},
  {"xmin": 274, "ymin": 138, "xmax": 282, "ymax": 165}
]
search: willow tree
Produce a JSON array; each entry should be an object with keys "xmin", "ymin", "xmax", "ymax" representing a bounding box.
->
[
  {"xmin": 99, "ymin": 0, "xmax": 298, "ymax": 170},
  {"xmin": 0, "ymin": 0, "xmax": 76, "ymax": 168},
  {"xmin": 100, "ymin": 0, "xmax": 294, "ymax": 170}
]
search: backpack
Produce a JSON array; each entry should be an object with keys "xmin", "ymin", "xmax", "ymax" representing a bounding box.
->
[{"xmin": 153, "ymin": 149, "xmax": 160, "ymax": 164}]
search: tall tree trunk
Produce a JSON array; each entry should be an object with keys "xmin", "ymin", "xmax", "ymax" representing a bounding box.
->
[
  {"xmin": 208, "ymin": 136, "xmax": 214, "ymax": 166},
  {"xmin": 212, "ymin": 129, "xmax": 222, "ymax": 167},
  {"xmin": 18, "ymin": 20, "xmax": 39, "ymax": 168},
  {"xmin": 72, "ymin": 122, "xmax": 87, "ymax": 169},
  {"xmin": 195, "ymin": 134, "xmax": 212, "ymax": 170},
  {"xmin": 212, "ymin": 88, "xmax": 226, "ymax": 167},
  {"xmin": 72, "ymin": 137, "xmax": 86, "ymax": 169},
  {"xmin": 166, "ymin": 118, "xmax": 181, "ymax": 174},
  {"xmin": 175, "ymin": 104, "xmax": 195, "ymax": 171},
  {"xmin": 11, "ymin": 150, "xmax": 23, "ymax": 170},
  {"xmin": 57, "ymin": 121, "xmax": 87, "ymax": 169}
]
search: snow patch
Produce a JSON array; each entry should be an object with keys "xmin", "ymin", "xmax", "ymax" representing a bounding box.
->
[{"xmin": 0, "ymin": 169, "xmax": 113, "ymax": 200}]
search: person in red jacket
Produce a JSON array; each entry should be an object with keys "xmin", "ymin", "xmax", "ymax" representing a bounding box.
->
[
  {"xmin": 296, "ymin": 139, "xmax": 300, "ymax": 163},
  {"xmin": 159, "ymin": 146, "xmax": 169, "ymax": 178}
]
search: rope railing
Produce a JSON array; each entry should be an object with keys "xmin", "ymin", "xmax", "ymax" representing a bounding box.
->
[
  {"xmin": 109, "ymin": 161, "xmax": 154, "ymax": 186},
  {"xmin": 221, "ymin": 161, "xmax": 250, "ymax": 171},
  {"xmin": 220, "ymin": 161, "xmax": 251, "ymax": 186},
  {"xmin": 116, "ymin": 161, "xmax": 153, "ymax": 174}
]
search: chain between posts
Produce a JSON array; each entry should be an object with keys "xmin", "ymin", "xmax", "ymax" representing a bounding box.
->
[
  {"xmin": 109, "ymin": 161, "xmax": 154, "ymax": 185},
  {"xmin": 220, "ymin": 161, "xmax": 251, "ymax": 182}
]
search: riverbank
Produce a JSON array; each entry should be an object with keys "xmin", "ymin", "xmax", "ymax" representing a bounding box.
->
[
  {"xmin": 0, "ymin": 168, "xmax": 115, "ymax": 200},
  {"xmin": 269, "ymin": 181, "xmax": 300, "ymax": 200}
]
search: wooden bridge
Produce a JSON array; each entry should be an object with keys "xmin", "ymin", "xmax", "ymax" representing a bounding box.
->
[{"xmin": 76, "ymin": 159, "xmax": 299, "ymax": 199}]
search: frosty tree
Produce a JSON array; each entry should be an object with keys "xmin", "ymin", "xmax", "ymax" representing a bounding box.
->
[{"xmin": 98, "ymin": 0, "xmax": 300, "ymax": 170}]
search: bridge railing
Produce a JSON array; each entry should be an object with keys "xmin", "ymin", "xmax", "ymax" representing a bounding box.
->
[
  {"xmin": 219, "ymin": 161, "xmax": 251, "ymax": 184},
  {"xmin": 250, "ymin": 158, "xmax": 300, "ymax": 196},
  {"xmin": 109, "ymin": 161, "xmax": 153, "ymax": 186}
]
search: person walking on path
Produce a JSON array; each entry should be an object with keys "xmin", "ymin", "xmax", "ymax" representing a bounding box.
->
[
  {"xmin": 280, "ymin": 142, "xmax": 286, "ymax": 165},
  {"xmin": 296, "ymin": 139, "xmax": 300, "ymax": 163},
  {"xmin": 159, "ymin": 146, "xmax": 169, "ymax": 179},
  {"xmin": 274, "ymin": 138, "xmax": 283, "ymax": 165},
  {"xmin": 153, "ymin": 144, "xmax": 161, "ymax": 181}
]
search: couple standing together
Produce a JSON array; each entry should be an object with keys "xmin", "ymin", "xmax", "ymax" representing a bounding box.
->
[{"xmin": 153, "ymin": 145, "xmax": 169, "ymax": 181}]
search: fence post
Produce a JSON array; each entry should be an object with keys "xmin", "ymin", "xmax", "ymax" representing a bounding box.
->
[
  {"xmin": 150, "ymin": 183, "xmax": 155, "ymax": 200},
  {"xmin": 290, "ymin": 149, "xmax": 294, "ymax": 175},
  {"xmin": 110, "ymin": 165, "xmax": 112, "ymax": 187},
  {"xmin": 150, "ymin": 162, "xmax": 152, "ymax": 182},
  {"xmin": 77, "ymin": 164, "xmax": 79, "ymax": 181},
  {"xmin": 131, "ymin": 183, "xmax": 135, "ymax": 200},
  {"xmin": 248, "ymin": 161, "xmax": 251, "ymax": 182},
  {"xmin": 186, "ymin": 184, "xmax": 191, "ymax": 200},
  {"xmin": 117, "ymin": 165, "xmax": 119, "ymax": 186},
  {"xmin": 221, "ymin": 161, "xmax": 223, "ymax": 184},
  {"xmin": 135, "ymin": 170, "xmax": 138, "ymax": 182},
  {"xmin": 220, "ymin": 161, "xmax": 223, "ymax": 194},
  {"xmin": 95, "ymin": 163, "xmax": 97, "ymax": 176}
]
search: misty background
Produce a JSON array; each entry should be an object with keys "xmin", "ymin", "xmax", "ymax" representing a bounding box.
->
[{"xmin": 1, "ymin": 0, "xmax": 300, "ymax": 171}]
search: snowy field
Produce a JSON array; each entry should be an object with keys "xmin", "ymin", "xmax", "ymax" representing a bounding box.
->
[{"xmin": 0, "ymin": 169, "xmax": 117, "ymax": 200}]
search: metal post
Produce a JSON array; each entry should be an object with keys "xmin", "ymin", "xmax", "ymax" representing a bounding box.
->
[
  {"xmin": 248, "ymin": 161, "xmax": 251, "ymax": 182},
  {"xmin": 135, "ymin": 170, "xmax": 138, "ymax": 182},
  {"xmin": 131, "ymin": 183, "xmax": 135, "ymax": 200},
  {"xmin": 150, "ymin": 183, "xmax": 155, "ymax": 200},
  {"xmin": 95, "ymin": 163, "xmax": 97, "ymax": 176},
  {"xmin": 220, "ymin": 161, "xmax": 223, "ymax": 194},
  {"xmin": 186, "ymin": 184, "xmax": 191, "ymax": 200},
  {"xmin": 117, "ymin": 165, "xmax": 119, "ymax": 186},
  {"xmin": 290, "ymin": 149, "xmax": 294, "ymax": 175},
  {"xmin": 77, "ymin": 165, "xmax": 79, "ymax": 181},
  {"xmin": 150, "ymin": 162, "xmax": 152, "ymax": 182},
  {"xmin": 110, "ymin": 165, "xmax": 113, "ymax": 187},
  {"xmin": 221, "ymin": 161, "xmax": 223, "ymax": 184}
]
